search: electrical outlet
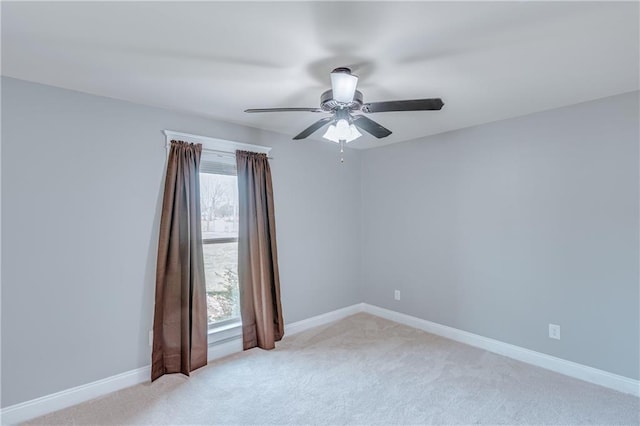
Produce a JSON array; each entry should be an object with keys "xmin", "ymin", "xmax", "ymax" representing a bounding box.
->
[
  {"xmin": 149, "ymin": 330, "xmax": 153, "ymax": 347},
  {"xmin": 549, "ymin": 324, "xmax": 561, "ymax": 340},
  {"xmin": 394, "ymin": 290, "xmax": 401, "ymax": 301}
]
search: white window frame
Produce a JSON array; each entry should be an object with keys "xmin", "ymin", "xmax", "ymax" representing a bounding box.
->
[
  {"xmin": 163, "ymin": 130, "xmax": 271, "ymax": 157},
  {"xmin": 162, "ymin": 130, "xmax": 271, "ymax": 344}
]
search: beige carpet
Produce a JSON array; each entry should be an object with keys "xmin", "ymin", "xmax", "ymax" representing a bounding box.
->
[{"xmin": 26, "ymin": 313, "xmax": 639, "ymax": 425}]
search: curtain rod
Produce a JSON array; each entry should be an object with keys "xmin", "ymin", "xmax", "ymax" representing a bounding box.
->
[{"xmin": 202, "ymin": 147, "xmax": 274, "ymax": 160}]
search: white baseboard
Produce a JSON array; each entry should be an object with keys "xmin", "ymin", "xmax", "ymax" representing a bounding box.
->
[
  {"xmin": 0, "ymin": 366, "xmax": 151, "ymax": 425},
  {"xmin": 3, "ymin": 302, "xmax": 636, "ymax": 424},
  {"xmin": 0, "ymin": 303, "xmax": 364, "ymax": 424},
  {"xmin": 207, "ymin": 337, "xmax": 243, "ymax": 362},
  {"xmin": 362, "ymin": 303, "xmax": 640, "ymax": 397},
  {"xmin": 0, "ymin": 337, "xmax": 244, "ymax": 424},
  {"xmin": 285, "ymin": 303, "xmax": 365, "ymax": 336}
]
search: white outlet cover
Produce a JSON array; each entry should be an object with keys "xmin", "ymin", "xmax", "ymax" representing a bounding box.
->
[
  {"xmin": 394, "ymin": 290, "xmax": 401, "ymax": 301},
  {"xmin": 549, "ymin": 324, "xmax": 561, "ymax": 340}
]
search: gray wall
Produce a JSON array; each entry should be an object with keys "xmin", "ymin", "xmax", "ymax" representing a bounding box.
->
[
  {"xmin": 0, "ymin": 77, "xmax": 362, "ymax": 407},
  {"xmin": 2, "ymin": 77, "xmax": 637, "ymax": 408},
  {"xmin": 361, "ymin": 92, "xmax": 639, "ymax": 379}
]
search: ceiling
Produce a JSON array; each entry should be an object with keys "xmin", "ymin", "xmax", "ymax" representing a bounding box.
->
[{"xmin": 2, "ymin": 2, "xmax": 638, "ymax": 149}]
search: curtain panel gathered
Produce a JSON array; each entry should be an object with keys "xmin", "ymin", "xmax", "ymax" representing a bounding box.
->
[
  {"xmin": 151, "ymin": 140, "xmax": 208, "ymax": 381},
  {"xmin": 236, "ymin": 150, "xmax": 284, "ymax": 350}
]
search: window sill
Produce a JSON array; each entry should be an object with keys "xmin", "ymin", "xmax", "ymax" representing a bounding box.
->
[{"xmin": 208, "ymin": 320, "xmax": 242, "ymax": 345}]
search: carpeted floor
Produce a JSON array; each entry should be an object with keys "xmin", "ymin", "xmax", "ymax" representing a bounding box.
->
[{"xmin": 26, "ymin": 313, "xmax": 639, "ymax": 425}]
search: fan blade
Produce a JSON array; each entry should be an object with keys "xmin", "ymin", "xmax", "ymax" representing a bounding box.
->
[
  {"xmin": 362, "ymin": 98, "xmax": 444, "ymax": 113},
  {"xmin": 293, "ymin": 117, "xmax": 334, "ymax": 140},
  {"xmin": 352, "ymin": 116, "xmax": 392, "ymax": 139},
  {"xmin": 245, "ymin": 107, "xmax": 325, "ymax": 113}
]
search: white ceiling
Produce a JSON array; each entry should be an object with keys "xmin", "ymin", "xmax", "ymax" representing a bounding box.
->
[{"xmin": 2, "ymin": 1, "xmax": 638, "ymax": 149}]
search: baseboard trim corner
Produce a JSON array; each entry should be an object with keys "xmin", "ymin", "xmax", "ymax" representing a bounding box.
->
[
  {"xmin": 4, "ymin": 302, "xmax": 634, "ymax": 424},
  {"xmin": 285, "ymin": 303, "xmax": 364, "ymax": 336},
  {"xmin": 361, "ymin": 303, "xmax": 639, "ymax": 397}
]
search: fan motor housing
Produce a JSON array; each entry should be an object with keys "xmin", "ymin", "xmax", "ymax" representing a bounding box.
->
[{"xmin": 321, "ymin": 90, "xmax": 363, "ymax": 112}]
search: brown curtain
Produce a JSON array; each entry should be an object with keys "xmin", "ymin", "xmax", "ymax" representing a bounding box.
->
[
  {"xmin": 236, "ymin": 150, "xmax": 284, "ymax": 350},
  {"xmin": 151, "ymin": 140, "xmax": 208, "ymax": 381}
]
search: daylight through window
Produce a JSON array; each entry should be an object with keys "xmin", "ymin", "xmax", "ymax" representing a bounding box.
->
[{"xmin": 200, "ymin": 171, "xmax": 240, "ymax": 326}]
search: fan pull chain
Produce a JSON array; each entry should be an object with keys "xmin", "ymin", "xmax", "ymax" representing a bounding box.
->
[{"xmin": 340, "ymin": 140, "xmax": 345, "ymax": 163}]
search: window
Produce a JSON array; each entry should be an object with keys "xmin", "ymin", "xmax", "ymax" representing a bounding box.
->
[
  {"xmin": 163, "ymin": 129, "xmax": 271, "ymax": 331},
  {"xmin": 200, "ymin": 170, "xmax": 240, "ymax": 327}
]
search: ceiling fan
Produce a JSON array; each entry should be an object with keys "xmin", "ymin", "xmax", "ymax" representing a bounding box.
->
[{"xmin": 245, "ymin": 67, "xmax": 444, "ymax": 145}]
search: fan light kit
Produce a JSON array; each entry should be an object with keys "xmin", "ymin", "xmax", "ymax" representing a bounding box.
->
[
  {"xmin": 323, "ymin": 119, "xmax": 361, "ymax": 143},
  {"xmin": 245, "ymin": 67, "xmax": 444, "ymax": 161}
]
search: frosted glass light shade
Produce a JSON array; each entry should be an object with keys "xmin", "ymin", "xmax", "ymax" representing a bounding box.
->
[
  {"xmin": 323, "ymin": 119, "xmax": 362, "ymax": 143},
  {"xmin": 330, "ymin": 71, "xmax": 359, "ymax": 103},
  {"xmin": 348, "ymin": 124, "xmax": 362, "ymax": 141},
  {"xmin": 323, "ymin": 124, "xmax": 339, "ymax": 142}
]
